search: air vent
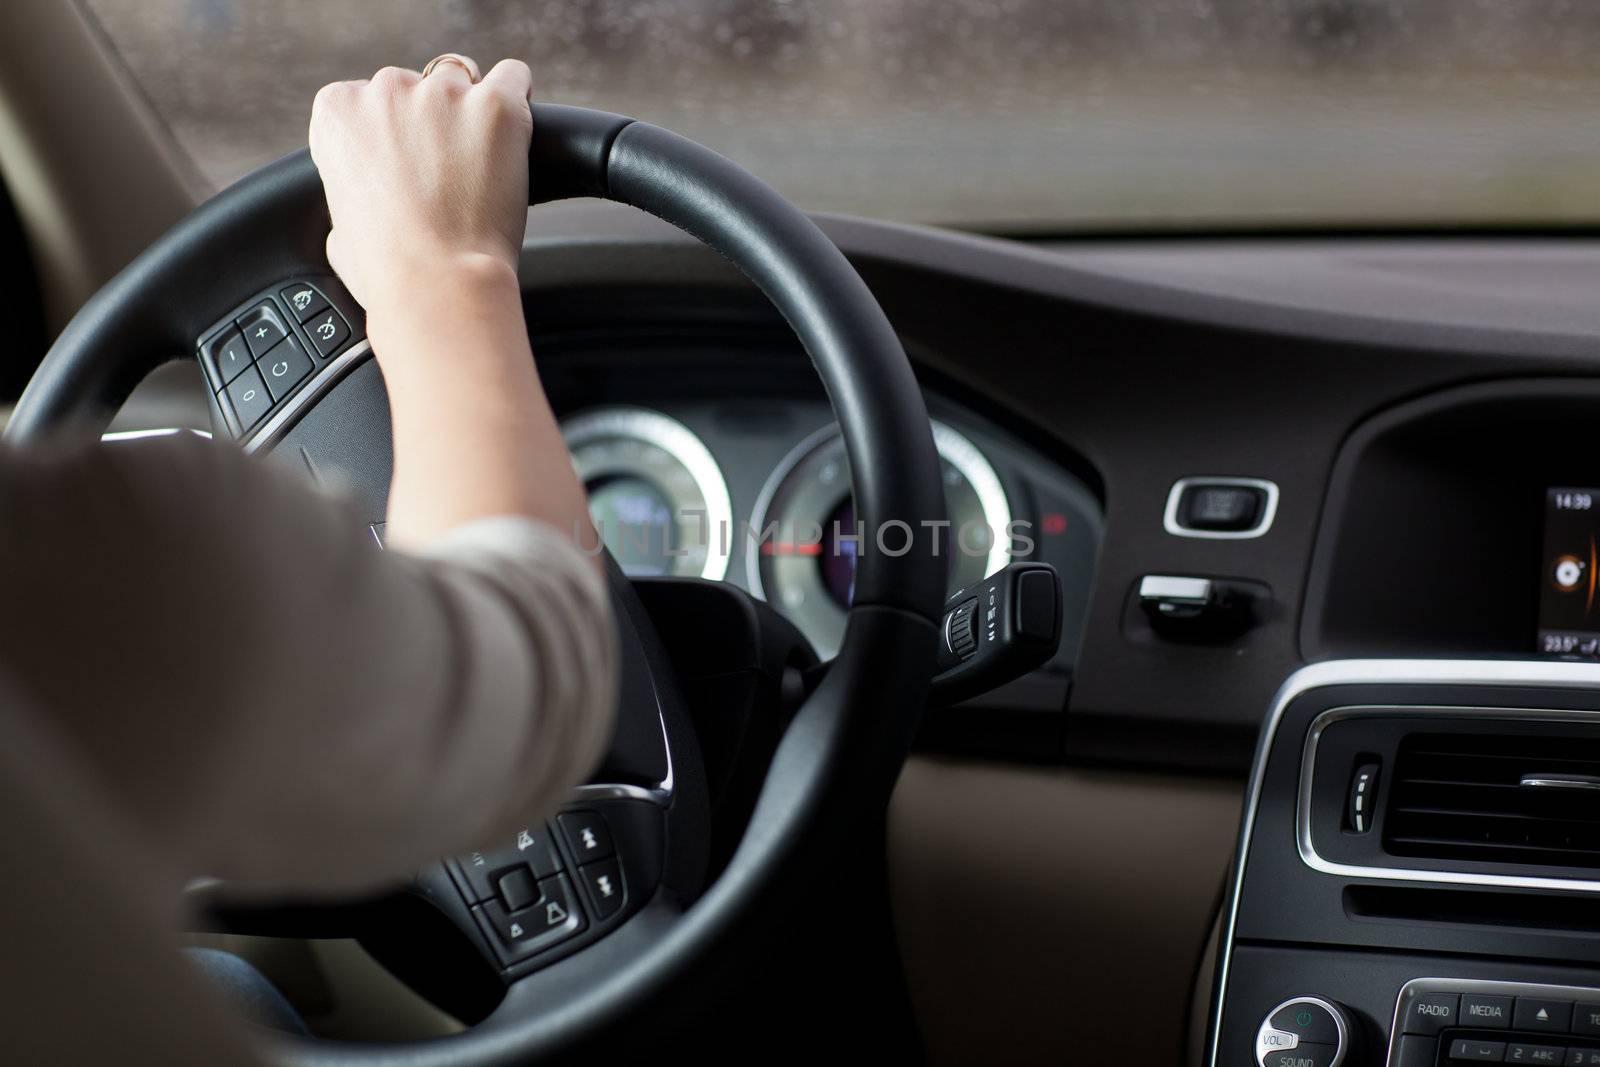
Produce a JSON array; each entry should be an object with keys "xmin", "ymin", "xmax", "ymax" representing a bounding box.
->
[{"xmin": 1385, "ymin": 731, "xmax": 1600, "ymax": 870}]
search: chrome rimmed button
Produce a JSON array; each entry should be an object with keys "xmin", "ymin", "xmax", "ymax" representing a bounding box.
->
[{"xmin": 1257, "ymin": 996, "xmax": 1350, "ymax": 1067}]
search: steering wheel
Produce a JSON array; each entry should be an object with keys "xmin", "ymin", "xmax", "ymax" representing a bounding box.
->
[{"xmin": 5, "ymin": 106, "xmax": 946, "ymax": 1062}]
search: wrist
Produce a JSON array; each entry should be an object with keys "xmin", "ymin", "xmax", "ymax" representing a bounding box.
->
[{"xmin": 364, "ymin": 251, "xmax": 521, "ymax": 344}]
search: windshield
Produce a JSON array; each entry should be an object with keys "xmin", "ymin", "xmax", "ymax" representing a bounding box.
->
[{"xmin": 82, "ymin": 0, "xmax": 1600, "ymax": 233}]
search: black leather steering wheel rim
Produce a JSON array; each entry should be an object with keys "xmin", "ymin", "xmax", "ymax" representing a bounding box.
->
[{"xmin": 7, "ymin": 105, "xmax": 946, "ymax": 1063}]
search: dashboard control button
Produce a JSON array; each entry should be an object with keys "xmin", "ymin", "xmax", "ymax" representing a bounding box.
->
[
  {"xmin": 475, "ymin": 874, "xmax": 585, "ymax": 964},
  {"xmin": 1270, "ymin": 1002, "xmax": 1340, "ymax": 1046},
  {"xmin": 200, "ymin": 328, "xmax": 251, "ymax": 387},
  {"xmin": 1515, "ymin": 1000, "xmax": 1574, "ymax": 1034},
  {"xmin": 224, "ymin": 365, "xmax": 272, "ymax": 432},
  {"xmin": 237, "ymin": 302, "xmax": 289, "ymax": 357},
  {"xmin": 1262, "ymin": 1042, "xmax": 1337, "ymax": 1067},
  {"xmin": 1450, "ymin": 1039, "xmax": 1508, "ymax": 1061},
  {"xmin": 557, "ymin": 810, "xmax": 614, "ymax": 863},
  {"xmin": 303, "ymin": 307, "xmax": 350, "ymax": 357},
  {"xmin": 496, "ymin": 867, "xmax": 539, "ymax": 913},
  {"xmin": 1505, "ymin": 1043, "xmax": 1564, "ymax": 1064},
  {"xmin": 1164, "ymin": 476, "xmax": 1278, "ymax": 539},
  {"xmin": 1405, "ymin": 992, "xmax": 1461, "ymax": 1035},
  {"xmin": 1574, "ymin": 1005, "xmax": 1600, "ymax": 1036},
  {"xmin": 1258, "ymin": 997, "xmax": 1352, "ymax": 1067},
  {"xmin": 1462, "ymin": 995, "xmax": 1514, "ymax": 1029},
  {"xmin": 1181, "ymin": 483, "xmax": 1262, "ymax": 531},
  {"xmin": 578, "ymin": 858, "xmax": 624, "ymax": 920},
  {"xmin": 1567, "ymin": 1049, "xmax": 1600, "ymax": 1066},
  {"xmin": 279, "ymin": 282, "xmax": 329, "ymax": 323},
  {"xmin": 255, "ymin": 337, "xmax": 312, "ymax": 401}
]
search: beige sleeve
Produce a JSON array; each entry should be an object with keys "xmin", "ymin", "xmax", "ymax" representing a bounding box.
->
[{"xmin": 0, "ymin": 434, "xmax": 616, "ymax": 894}]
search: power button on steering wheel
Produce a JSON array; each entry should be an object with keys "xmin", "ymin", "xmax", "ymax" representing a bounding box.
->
[{"xmin": 1256, "ymin": 996, "xmax": 1353, "ymax": 1067}]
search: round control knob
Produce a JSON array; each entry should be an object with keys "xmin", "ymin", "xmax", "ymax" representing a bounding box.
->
[{"xmin": 1256, "ymin": 996, "xmax": 1354, "ymax": 1067}]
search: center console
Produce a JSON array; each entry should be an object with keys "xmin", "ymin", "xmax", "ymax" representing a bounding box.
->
[{"xmin": 1207, "ymin": 660, "xmax": 1600, "ymax": 1067}]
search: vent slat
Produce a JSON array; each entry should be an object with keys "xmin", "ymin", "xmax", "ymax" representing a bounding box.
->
[{"xmin": 1383, "ymin": 730, "xmax": 1600, "ymax": 871}]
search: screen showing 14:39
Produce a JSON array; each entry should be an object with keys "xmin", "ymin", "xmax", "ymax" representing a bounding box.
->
[{"xmin": 1540, "ymin": 487, "xmax": 1600, "ymax": 657}]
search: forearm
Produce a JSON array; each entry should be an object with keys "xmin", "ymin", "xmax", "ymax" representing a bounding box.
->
[
  {"xmin": 370, "ymin": 254, "xmax": 597, "ymax": 561},
  {"xmin": 0, "ymin": 437, "xmax": 615, "ymax": 893}
]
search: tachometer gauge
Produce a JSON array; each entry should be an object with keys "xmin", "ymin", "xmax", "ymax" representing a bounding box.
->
[
  {"xmin": 748, "ymin": 421, "xmax": 1013, "ymax": 658},
  {"xmin": 562, "ymin": 407, "xmax": 732, "ymax": 580}
]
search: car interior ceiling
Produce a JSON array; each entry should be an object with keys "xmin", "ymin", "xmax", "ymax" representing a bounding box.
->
[{"xmin": 12, "ymin": 2, "xmax": 1600, "ymax": 1066}]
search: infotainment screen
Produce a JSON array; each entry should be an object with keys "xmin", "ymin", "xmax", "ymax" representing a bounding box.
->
[{"xmin": 1539, "ymin": 487, "xmax": 1600, "ymax": 657}]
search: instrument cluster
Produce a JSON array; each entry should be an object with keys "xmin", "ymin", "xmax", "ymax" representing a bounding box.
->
[{"xmin": 560, "ymin": 400, "xmax": 1100, "ymax": 666}]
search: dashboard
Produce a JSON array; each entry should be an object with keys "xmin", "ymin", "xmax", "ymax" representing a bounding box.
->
[{"xmin": 96, "ymin": 198, "xmax": 1600, "ymax": 1065}]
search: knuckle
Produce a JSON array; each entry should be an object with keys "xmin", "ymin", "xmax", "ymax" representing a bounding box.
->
[{"xmin": 369, "ymin": 66, "xmax": 412, "ymax": 92}]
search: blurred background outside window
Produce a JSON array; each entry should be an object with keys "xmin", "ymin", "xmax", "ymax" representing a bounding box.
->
[{"xmin": 82, "ymin": 0, "xmax": 1600, "ymax": 232}]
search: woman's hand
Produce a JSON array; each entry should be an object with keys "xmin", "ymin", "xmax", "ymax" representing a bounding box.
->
[
  {"xmin": 309, "ymin": 56, "xmax": 533, "ymax": 322},
  {"xmin": 306, "ymin": 57, "xmax": 599, "ymax": 563}
]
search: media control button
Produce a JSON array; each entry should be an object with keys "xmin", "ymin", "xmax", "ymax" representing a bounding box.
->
[
  {"xmin": 255, "ymin": 337, "xmax": 312, "ymax": 401},
  {"xmin": 578, "ymin": 857, "xmax": 624, "ymax": 920},
  {"xmin": 557, "ymin": 810, "xmax": 615, "ymax": 863},
  {"xmin": 1405, "ymin": 992, "xmax": 1461, "ymax": 1035},
  {"xmin": 1462, "ymin": 995, "xmax": 1514, "ymax": 1029},
  {"xmin": 1261, "ymin": 1042, "xmax": 1337, "ymax": 1067},
  {"xmin": 224, "ymin": 365, "xmax": 272, "ymax": 432},
  {"xmin": 1574, "ymin": 1004, "xmax": 1600, "ymax": 1037},
  {"xmin": 200, "ymin": 328, "xmax": 251, "ymax": 387},
  {"xmin": 1514, "ymin": 1000, "xmax": 1574, "ymax": 1034},
  {"xmin": 1505, "ymin": 1044, "xmax": 1564, "ymax": 1064},
  {"xmin": 1449, "ymin": 1039, "xmax": 1507, "ymax": 1061},
  {"xmin": 237, "ymin": 302, "xmax": 289, "ymax": 357}
]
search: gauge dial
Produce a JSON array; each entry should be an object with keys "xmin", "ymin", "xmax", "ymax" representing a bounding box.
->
[
  {"xmin": 748, "ymin": 421, "xmax": 1013, "ymax": 658},
  {"xmin": 562, "ymin": 407, "xmax": 732, "ymax": 580}
]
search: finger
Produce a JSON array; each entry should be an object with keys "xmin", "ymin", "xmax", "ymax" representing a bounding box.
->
[
  {"xmin": 480, "ymin": 58, "xmax": 534, "ymax": 105},
  {"xmin": 423, "ymin": 53, "xmax": 480, "ymax": 88},
  {"xmin": 325, "ymin": 229, "xmax": 343, "ymax": 274}
]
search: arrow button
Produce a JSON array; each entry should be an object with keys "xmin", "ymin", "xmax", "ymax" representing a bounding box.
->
[{"xmin": 1513, "ymin": 998, "xmax": 1572, "ymax": 1033}]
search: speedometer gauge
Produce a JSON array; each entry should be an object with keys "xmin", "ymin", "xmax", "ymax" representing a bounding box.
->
[
  {"xmin": 748, "ymin": 421, "xmax": 1013, "ymax": 658},
  {"xmin": 562, "ymin": 407, "xmax": 732, "ymax": 580}
]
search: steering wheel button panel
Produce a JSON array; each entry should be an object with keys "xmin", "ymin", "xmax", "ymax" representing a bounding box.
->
[
  {"xmin": 279, "ymin": 282, "xmax": 329, "ymax": 323},
  {"xmin": 256, "ymin": 336, "xmax": 313, "ymax": 401},
  {"xmin": 578, "ymin": 857, "xmax": 625, "ymax": 920},
  {"xmin": 236, "ymin": 302, "xmax": 289, "ymax": 357},
  {"xmin": 449, "ymin": 822, "xmax": 564, "ymax": 903},
  {"xmin": 224, "ymin": 365, "xmax": 272, "ymax": 431},
  {"xmin": 200, "ymin": 327, "xmax": 251, "ymax": 387},
  {"xmin": 476, "ymin": 875, "xmax": 587, "ymax": 965},
  {"xmin": 304, "ymin": 307, "xmax": 350, "ymax": 358},
  {"xmin": 557, "ymin": 810, "xmax": 615, "ymax": 863}
]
